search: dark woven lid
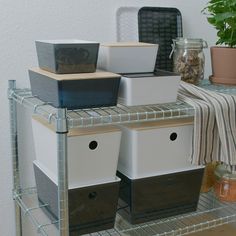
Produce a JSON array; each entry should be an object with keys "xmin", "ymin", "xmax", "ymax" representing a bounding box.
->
[{"xmin": 138, "ymin": 7, "xmax": 183, "ymax": 72}]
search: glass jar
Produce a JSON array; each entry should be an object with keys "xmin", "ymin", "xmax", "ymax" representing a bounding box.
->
[
  {"xmin": 171, "ymin": 38, "xmax": 208, "ymax": 85},
  {"xmin": 200, "ymin": 162, "xmax": 220, "ymax": 193},
  {"xmin": 214, "ymin": 164, "xmax": 236, "ymax": 202}
]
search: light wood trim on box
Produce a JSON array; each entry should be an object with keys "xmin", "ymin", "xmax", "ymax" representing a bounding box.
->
[
  {"xmin": 32, "ymin": 116, "xmax": 121, "ymax": 136},
  {"xmin": 29, "ymin": 68, "xmax": 121, "ymax": 81},
  {"xmin": 101, "ymin": 42, "xmax": 158, "ymax": 47},
  {"xmin": 121, "ymin": 117, "xmax": 194, "ymax": 130}
]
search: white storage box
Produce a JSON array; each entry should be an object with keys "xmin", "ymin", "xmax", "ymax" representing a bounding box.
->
[
  {"xmin": 118, "ymin": 70, "xmax": 181, "ymax": 106},
  {"xmin": 118, "ymin": 117, "xmax": 201, "ymax": 179},
  {"xmin": 32, "ymin": 117, "xmax": 121, "ymax": 188},
  {"xmin": 97, "ymin": 42, "xmax": 158, "ymax": 73}
]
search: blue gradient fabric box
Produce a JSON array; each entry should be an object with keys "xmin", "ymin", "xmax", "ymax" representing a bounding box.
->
[{"xmin": 29, "ymin": 68, "xmax": 121, "ymax": 109}]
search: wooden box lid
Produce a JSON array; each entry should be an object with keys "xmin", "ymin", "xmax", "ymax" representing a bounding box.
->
[{"xmin": 29, "ymin": 68, "xmax": 121, "ymax": 81}]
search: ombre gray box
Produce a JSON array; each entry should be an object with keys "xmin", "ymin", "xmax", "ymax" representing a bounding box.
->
[{"xmin": 36, "ymin": 40, "xmax": 99, "ymax": 74}]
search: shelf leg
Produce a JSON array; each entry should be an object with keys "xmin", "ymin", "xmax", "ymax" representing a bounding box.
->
[
  {"xmin": 8, "ymin": 80, "xmax": 22, "ymax": 236},
  {"xmin": 56, "ymin": 108, "xmax": 69, "ymax": 236}
]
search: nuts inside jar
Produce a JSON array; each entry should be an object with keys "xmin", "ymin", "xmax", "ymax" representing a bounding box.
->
[{"xmin": 174, "ymin": 49, "xmax": 204, "ymax": 84}]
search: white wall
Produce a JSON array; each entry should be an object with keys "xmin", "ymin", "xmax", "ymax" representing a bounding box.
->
[{"xmin": 0, "ymin": 0, "xmax": 216, "ymax": 235}]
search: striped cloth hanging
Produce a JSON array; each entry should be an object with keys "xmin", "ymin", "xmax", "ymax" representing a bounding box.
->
[{"xmin": 178, "ymin": 81, "xmax": 236, "ymax": 169}]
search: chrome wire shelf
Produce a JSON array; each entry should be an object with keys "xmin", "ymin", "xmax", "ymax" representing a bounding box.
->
[
  {"xmin": 199, "ymin": 80, "xmax": 236, "ymax": 95},
  {"xmin": 9, "ymin": 88, "xmax": 194, "ymax": 128},
  {"xmin": 14, "ymin": 188, "xmax": 236, "ymax": 236},
  {"xmin": 13, "ymin": 188, "xmax": 58, "ymax": 236},
  {"xmin": 10, "ymin": 82, "xmax": 236, "ymax": 236},
  {"xmin": 10, "ymin": 89, "xmax": 194, "ymax": 129},
  {"xmin": 9, "ymin": 82, "xmax": 236, "ymax": 129}
]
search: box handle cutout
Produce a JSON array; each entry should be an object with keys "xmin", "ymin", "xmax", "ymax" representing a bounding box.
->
[
  {"xmin": 89, "ymin": 140, "xmax": 98, "ymax": 150},
  {"xmin": 88, "ymin": 191, "xmax": 97, "ymax": 200},
  {"xmin": 170, "ymin": 132, "xmax": 177, "ymax": 141}
]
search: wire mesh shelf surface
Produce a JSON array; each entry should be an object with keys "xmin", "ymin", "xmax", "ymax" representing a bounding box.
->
[
  {"xmin": 9, "ymin": 88, "xmax": 194, "ymax": 129},
  {"xmin": 199, "ymin": 80, "xmax": 236, "ymax": 95},
  {"xmin": 14, "ymin": 188, "xmax": 236, "ymax": 236}
]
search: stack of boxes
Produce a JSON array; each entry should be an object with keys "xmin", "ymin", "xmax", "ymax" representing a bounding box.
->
[
  {"xmin": 30, "ymin": 40, "xmax": 121, "ymax": 109},
  {"xmin": 30, "ymin": 40, "xmax": 122, "ymax": 235},
  {"xmin": 30, "ymin": 39, "xmax": 204, "ymax": 234},
  {"xmin": 98, "ymin": 42, "xmax": 204, "ymax": 224}
]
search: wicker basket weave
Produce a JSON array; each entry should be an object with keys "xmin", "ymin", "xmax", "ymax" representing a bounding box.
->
[{"xmin": 138, "ymin": 7, "xmax": 183, "ymax": 72}]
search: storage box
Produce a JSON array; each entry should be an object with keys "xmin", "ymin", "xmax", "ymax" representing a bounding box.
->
[
  {"xmin": 97, "ymin": 42, "xmax": 158, "ymax": 73},
  {"xmin": 117, "ymin": 168, "xmax": 204, "ymax": 224},
  {"xmin": 118, "ymin": 118, "xmax": 196, "ymax": 179},
  {"xmin": 35, "ymin": 39, "xmax": 99, "ymax": 74},
  {"xmin": 34, "ymin": 161, "xmax": 120, "ymax": 235},
  {"xmin": 29, "ymin": 68, "xmax": 121, "ymax": 109},
  {"xmin": 118, "ymin": 70, "xmax": 181, "ymax": 106},
  {"xmin": 32, "ymin": 117, "xmax": 121, "ymax": 188}
]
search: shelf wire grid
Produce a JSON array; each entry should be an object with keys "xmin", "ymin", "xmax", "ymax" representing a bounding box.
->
[
  {"xmin": 9, "ymin": 88, "xmax": 194, "ymax": 128},
  {"xmin": 13, "ymin": 188, "xmax": 236, "ymax": 236},
  {"xmin": 13, "ymin": 188, "xmax": 58, "ymax": 236},
  {"xmin": 11, "ymin": 82, "xmax": 236, "ymax": 236},
  {"xmin": 199, "ymin": 80, "xmax": 236, "ymax": 95}
]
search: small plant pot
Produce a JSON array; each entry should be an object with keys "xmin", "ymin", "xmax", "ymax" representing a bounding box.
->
[{"xmin": 210, "ymin": 47, "xmax": 236, "ymax": 85}]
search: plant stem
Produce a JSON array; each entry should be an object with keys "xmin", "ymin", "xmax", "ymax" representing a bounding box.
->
[{"xmin": 230, "ymin": 29, "xmax": 234, "ymax": 48}]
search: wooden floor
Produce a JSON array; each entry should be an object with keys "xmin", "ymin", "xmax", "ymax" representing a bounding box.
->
[{"xmin": 189, "ymin": 224, "xmax": 236, "ymax": 236}]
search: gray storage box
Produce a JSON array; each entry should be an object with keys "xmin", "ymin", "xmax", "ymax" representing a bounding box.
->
[{"xmin": 36, "ymin": 40, "xmax": 99, "ymax": 73}]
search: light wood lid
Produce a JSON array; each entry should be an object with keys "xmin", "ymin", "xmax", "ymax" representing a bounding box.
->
[
  {"xmin": 121, "ymin": 117, "xmax": 194, "ymax": 130},
  {"xmin": 32, "ymin": 116, "xmax": 121, "ymax": 136},
  {"xmin": 29, "ymin": 68, "xmax": 121, "ymax": 81},
  {"xmin": 101, "ymin": 42, "xmax": 158, "ymax": 47}
]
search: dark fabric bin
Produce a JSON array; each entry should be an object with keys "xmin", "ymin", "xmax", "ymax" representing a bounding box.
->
[
  {"xmin": 34, "ymin": 162, "xmax": 120, "ymax": 235},
  {"xmin": 117, "ymin": 168, "xmax": 204, "ymax": 224}
]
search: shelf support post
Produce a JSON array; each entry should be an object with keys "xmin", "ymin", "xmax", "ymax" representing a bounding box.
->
[
  {"xmin": 8, "ymin": 80, "xmax": 22, "ymax": 236},
  {"xmin": 56, "ymin": 108, "xmax": 69, "ymax": 236}
]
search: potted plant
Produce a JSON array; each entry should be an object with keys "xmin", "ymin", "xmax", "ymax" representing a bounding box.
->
[{"xmin": 203, "ymin": 0, "xmax": 236, "ymax": 85}]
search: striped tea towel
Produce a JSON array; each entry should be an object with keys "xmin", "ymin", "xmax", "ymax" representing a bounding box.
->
[{"xmin": 178, "ymin": 81, "xmax": 236, "ymax": 168}]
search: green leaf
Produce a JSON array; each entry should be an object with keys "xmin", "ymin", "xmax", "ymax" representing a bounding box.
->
[
  {"xmin": 203, "ymin": 0, "xmax": 236, "ymax": 47},
  {"xmin": 207, "ymin": 17, "xmax": 216, "ymax": 25},
  {"xmin": 214, "ymin": 12, "xmax": 236, "ymax": 22}
]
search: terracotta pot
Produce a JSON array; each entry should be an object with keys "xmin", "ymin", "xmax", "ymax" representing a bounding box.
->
[{"xmin": 210, "ymin": 46, "xmax": 236, "ymax": 85}]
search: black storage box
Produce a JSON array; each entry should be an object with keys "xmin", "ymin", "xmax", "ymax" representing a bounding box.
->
[
  {"xmin": 117, "ymin": 168, "xmax": 204, "ymax": 224},
  {"xmin": 29, "ymin": 68, "xmax": 121, "ymax": 109},
  {"xmin": 35, "ymin": 40, "xmax": 99, "ymax": 74},
  {"xmin": 33, "ymin": 162, "xmax": 120, "ymax": 235}
]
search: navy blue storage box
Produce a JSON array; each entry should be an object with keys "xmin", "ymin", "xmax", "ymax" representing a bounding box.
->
[
  {"xmin": 29, "ymin": 68, "xmax": 121, "ymax": 109},
  {"xmin": 35, "ymin": 40, "xmax": 99, "ymax": 74}
]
